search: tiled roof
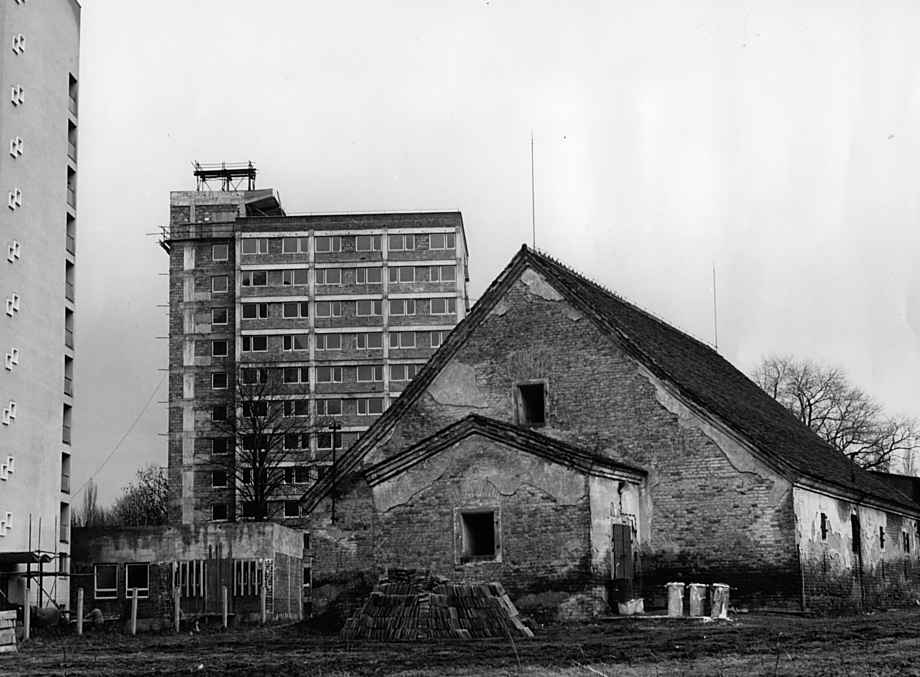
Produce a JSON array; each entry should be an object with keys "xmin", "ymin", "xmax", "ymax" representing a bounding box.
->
[
  {"xmin": 363, "ymin": 413, "xmax": 647, "ymax": 487},
  {"xmin": 302, "ymin": 245, "xmax": 919, "ymax": 515}
]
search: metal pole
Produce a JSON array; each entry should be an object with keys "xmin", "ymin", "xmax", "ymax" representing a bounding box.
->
[{"xmin": 76, "ymin": 588, "xmax": 84, "ymax": 636}]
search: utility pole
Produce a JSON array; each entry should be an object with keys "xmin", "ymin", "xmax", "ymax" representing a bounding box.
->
[{"xmin": 329, "ymin": 421, "xmax": 341, "ymax": 523}]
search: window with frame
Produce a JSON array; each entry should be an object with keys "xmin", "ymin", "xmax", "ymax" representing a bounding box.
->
[
  {"xmin": 234, "ymin": 559, "xmax": 265, "ymax": 596},
  {"xmin": 515, "ymin": 382, "xmax": 546, "ymax": 427},
  {"xmin": 430, "ymin": 298, "xmax": 456, "ymax": 315},
  {"xmin": 242, "ymin": 402, "xmax": 268, "ymax": 418},
  {"xmin": 94, "ymin": 564, "xmax": 117, "ymax": 599},
  {"xmin": 240, "ymin": 502, "xmax": 262, "ymax": 520},
  {"xmin": 388, "ymin": 234, "xmax": 415, "ymax": 251},
  {"xmin": 315, "ymin": 236, "xmax": 341, "ymax": 253},
  {"xmin": 212, "ymin": 470, "xmax": 228, "ymax": 487},
  {"xmin": 356, "ymin": 299, "xmax": 382, "ymax": 317},
  {"xmin": 356, "ymin": 267, "xmax": 382, "ymax": 284},
  {"xmin": 282, "ymin": 269, "xmax": 309, "ymax": 286},
  {"xmin": 315, "ymin": 398, "xmax": 342, "ymax": 416},
  {"xmin": 284, "ymin": 501, "xmax": 300, "ymax": 518},
  {"xmin": 241, "ymin": 467, "xmax": 253, "ymax": 484},
  {"xmin": 241, "ymin": 367, "xmax": 268, "ymax": 384},
  {"xmin": 126, "ymin": 564, "xmax": 150, "ymax": 599},
  {"xmin": 212, "ymin": 244, "xmax": 229, "ymax": 261},
  {"xmin": 316, "ymin": 301, "xmax": 342, "ymax": 318},
  {"xmin": 283, "ymin": 302, "xmax": 309, "ymax": 319},
  {"xmin": 390, "ymin": 299, "xmax": 416, "ymax": 316},
  {"xmin": 388, "ymin": 266, "xmax": 415, "ymax": 284},
  {"xmin": 390, "ymin": 364, "xmax": 420, "ymax": 382},
  {"xmin": 284, "ymin": 434, "xmax": 310, "ymax": 451},
  {"xmin": 820, "ymin": 513, "xmax": 829, "ymax": 540},
  {"xmin": 430, "ymin": 330, "xmax": 445, "ymax": 348},
  {"xmin": 211, "ymin": 504, "xmax": 228, "ymax": 521},
  {"xmin": 283, "ymin": 334, "xmax": 309, "ymax": 351},
  {"xmin": 283, "ymin": 367, "xmax": 310, "ymax": 384},
  {"xmin": 211, "ymin": 372, "xmax": 228, "ymax": 390},
  {"xmin": 212, "ymin": 405, "xmax": 227, "ymax": 421},
  {"xmin": 242, "ymin": 270, "xmax": 268, "ymax": 287},
  {"xmin": 241, "ymin": 238, "xmax": 268, "ymax": 255},
  {"xmin": 880, "ymin": 526, "xmax": 886, "ymax": 550},
  {"xmin": 242, "ymin": 335, "xmax": 268, "ymax": 352},
  {"xmin": 283, "ymin": 400, "xmax": 310, "ymax": 417},
  {"xmin": 212, "ymin": 276, "xmax": 229, "ymax": 294},
  {"xmin": 317, "ymin": 366, "xmax": 343, "ymax": 383},
  {"xmin": 242, "ymin": 303, "xmax": 268, "ymax": 320},
  {"xmin": 212, "ymin": 340, "xmax": 229, "ymax": 358},
  {"xmin": 316, "ymin": 333, "xmax": 342, "ymax": 351},
  {"xmin": 429, "ymin": 265, "xmax": 456, "ymax": 283},
  {"xmin": 389, "ymin": 331, "xmax": 416, "ymax": 349},
  {"xmin": 458, "ymin": 509, "xmax": 498, "ymax": 562},
  {"xmin": 429, "ymin": 233, "xmax": 456, "ymax": 250},
  {"xmin": 212, "ymin": 438, "xmax": 230, "ymax": 455},
  {"xmin": 317, "ymin": 433, "xmax": 345, "ymax": 450},
  {"xmin": 211, "ymin": 308, "xmax": 228, "ymax": 326},
  {"xmin": 357, "ymin": 365, "xmax": 383, "ymax": 382},
  {"xmin": 357, "ymin": 398, "xmax": 384, "ymax": 416},
  {"xmin": 904, "ymin": 531, "xmax": 912, "ymax": 553},
  {"xmin": 315, "ymin": 268, "xmax": 342, "ymax": 286},
  {"xmin": 282, "ymin": 237, "xmax": 308, "ymax": 254},
  {"xmin": 355, "ymin": 332, "xmax": 383, "ymax": 350},
  {"xmin": 356, "ymin": 235, "xmax": 381, "ymax": 252}
]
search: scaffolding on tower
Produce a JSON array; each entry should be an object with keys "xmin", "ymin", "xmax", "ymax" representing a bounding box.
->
[{"xmin": 192, "ymin": 161, "xmax": 257, "ymax": 191}]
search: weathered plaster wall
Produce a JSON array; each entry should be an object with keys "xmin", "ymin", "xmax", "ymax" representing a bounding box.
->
[{"xmin": 794, "ymin": 487, "xmax": 920, "ymax": 613}]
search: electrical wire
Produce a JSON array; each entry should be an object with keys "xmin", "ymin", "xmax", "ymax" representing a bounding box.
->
[{"xmin": 72, "ymin": 371, "xmax": 167, "ymax": 498}]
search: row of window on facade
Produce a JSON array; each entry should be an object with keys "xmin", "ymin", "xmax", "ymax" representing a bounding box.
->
[
  {"xmin": 209, "ymin": 430, "xmax": 357, "ymax": 456},
  {"xmin": 216, "ymin": 363, "xmax": 419, "ymax": 386},
  {"xmin": 213, "ymin": 233, "xmax": 457, "ymax": 260},
  {"xmin": 92, "ymin": 559, "xmax": 268, "ymax": 600},
  {"xmin": 216, "ymin": 328, "xmax": 444, "ymax": 354},
  {"xmin": 210, "ymin": 500, "xmax": 310, "ymax": 521},
  {"xmin": 819, "ymin": 512, "xmax": 918, "ymax": 553},
  {"xmin": 227, "ymin": 265, "xmax": 457, "ymax": 288},
  {"xmin": 211, "ymin": 395, "xmax": 393, "ymax": 422}
]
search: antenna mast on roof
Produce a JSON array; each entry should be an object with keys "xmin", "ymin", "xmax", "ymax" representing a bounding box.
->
[
  {"xmin": 712, "ymin": 261, "xmax": 719, "ymax": 352},
  {"xmin": 531, "ymin": 131, "xmax": 536, "ymax": 248}
]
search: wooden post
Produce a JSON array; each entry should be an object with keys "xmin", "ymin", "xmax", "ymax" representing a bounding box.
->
[
  {"xmin": 221, "ymin": 587, "xmax": 228, "ymax": 629},
  {"xmin": 260, "ymin": 585, "xmax": 267, "ymax": 626},
  {"xmin": 22, "ymin": 589, "xmax": 30, "ymax": 641},
  {"xmin": 173, "ymin": 587, "xmax": 181, "ymax": 633},
  {"xmin": 130, "ymin": 588, "xmax": 138, "ymax": 635},
  {"xmin": 76, "ymin": 588, "xmax": 84, "ymax": 636}
]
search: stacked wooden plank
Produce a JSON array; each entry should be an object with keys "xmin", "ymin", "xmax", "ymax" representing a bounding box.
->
[
  {"xmin": 0, "ymin": 610, "xmax": 17, "ymax": 653},
  {"xmin": 341, "ymin": 570, "xmax": 534, "ymax": 641}
]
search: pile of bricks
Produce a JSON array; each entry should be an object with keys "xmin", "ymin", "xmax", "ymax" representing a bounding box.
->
[
  {"xmin": 341, "ymin": 569, "xmax": 534, "ymax": 641},
  {"xmin": 0, "ymin": 610, "xmax": 16, "ymax": 653}
]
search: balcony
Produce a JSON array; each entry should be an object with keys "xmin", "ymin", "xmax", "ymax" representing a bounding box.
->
[
  {"xmin": 64, "ymin": 376, "xmax": 73, "ymax": 397},
  {"xmin": 68, "ymin": 141, "xmax": 77, "ymax": 162},
  {"xmin": 60, "ymin": 524, "xmax": 69, "ymax": 543},
  {"xmin": 67, "ymin": 188, "xmax": 76, "ymax": 208},
  {"xmin": 68, "ymin": 96, "xmax": 77, "ymax": 117},
  {"xmin": 65, "ymin": 281, "xmax": 74, "ymax": 302},
  {"xmin": 66, "ymin": 233, "xmax": 75, "ymax": 255},
  {"xmin": 62, "ymin": 424, "xmax": 71, "ymax": 445},
  {"xmin": 65, "ymin": 329, "xmax": 74, "ymax": 349},
  {"xmin": 61, "ymin": 473, "xmax": 71, "ymax": 494}
]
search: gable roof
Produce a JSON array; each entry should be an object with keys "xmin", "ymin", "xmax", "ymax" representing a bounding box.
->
[
  {"xmin": 364, "ymin": 413, "xmax": 647, "ymax": 487},
  {"xmin": 303, "ymin": 245, "xmax": 919, "ymax": 516}
]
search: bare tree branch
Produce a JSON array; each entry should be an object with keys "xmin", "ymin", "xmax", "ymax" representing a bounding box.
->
[
  {"xmin": 752, "ymin": 354, "xmax": 920, "ymax": 472},
  {"xmin": 110, "ymin": 465, "xmax": 169, "ymax": 526}
]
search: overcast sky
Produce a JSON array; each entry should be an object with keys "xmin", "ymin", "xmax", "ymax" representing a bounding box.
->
[{"xmin": 72, "ymin": 0, "xmax": 920, "ymax": 504}]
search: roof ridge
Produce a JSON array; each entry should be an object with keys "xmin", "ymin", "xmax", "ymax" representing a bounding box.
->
[{"xmin": 525, "ymin": 245, "xmax": 717, "ymax": 352}]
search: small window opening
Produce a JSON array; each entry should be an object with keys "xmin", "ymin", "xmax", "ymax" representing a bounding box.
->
[
  {"xmin": 820, "ymin": 513, "xmax": 828, "ymax": 541},
  {"xmin": 851, "ymin": 514, "xmax": 861, "ymax": 553},
  {"xmin": 516, "ymin": 382, "xmax": 545, "ymax": 427},
  {"xmin": 461, "ymin": 511, "xmax": 495, "ymax": 561},
  {"xmin": 880, "ymin": 526, "xmax": 886, "ymax": 550}
]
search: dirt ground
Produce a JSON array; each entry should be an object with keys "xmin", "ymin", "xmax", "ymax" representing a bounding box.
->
[{"xmin": 4, "ymin": 607, "xmax": 920, "ymax": 677}]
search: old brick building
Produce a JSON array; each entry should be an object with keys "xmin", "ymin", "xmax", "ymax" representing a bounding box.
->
[
  {"xmin": 160, "ymin": 165, "xmax": 469, "ymax": 526},
  {"xmin": 299, "ymin": 245, "xmax": 920, "ymax": 618}
]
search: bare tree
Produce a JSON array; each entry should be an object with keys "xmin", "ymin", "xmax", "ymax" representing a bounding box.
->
[
  {"xmin": 110, "ymin": 464, "xmax": 169, "ymax": 526},
  {"xmin": 211, "ymin": 366, "xmax": 329, "ymax": 522},
  {"xmin": 71, "ymin": 478, "xmax": 110, "ymax": 527},
  {"xmin": 752, "ymin": 355, "xmax": 920, "ymax": 471}
]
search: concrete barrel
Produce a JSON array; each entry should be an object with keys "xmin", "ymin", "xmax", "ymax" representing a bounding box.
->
[
  {"xmin": 666, "ymin": 582, "xmax": 685, "ymax": 617},
  {"xmin": 710, "ymin": 583, "xmax": 730, "ymax": 619},
  {"xmin": 688, "ymin": 583, "xmax": 707, "ymax": 617}
]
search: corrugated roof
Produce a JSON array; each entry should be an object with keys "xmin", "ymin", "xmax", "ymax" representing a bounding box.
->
[{"xmin": 302, "ymin": 245, "xmax": 919, "ymax": 515}]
